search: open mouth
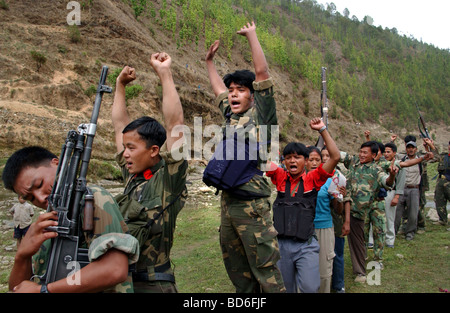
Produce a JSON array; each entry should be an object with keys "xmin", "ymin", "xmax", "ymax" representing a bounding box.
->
[{"xmin": 289, "ymin": 165, "xmax": 298, "ymax": 171}]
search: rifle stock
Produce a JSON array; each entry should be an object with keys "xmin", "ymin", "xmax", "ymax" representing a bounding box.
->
[{"xmin": 39, "ymin": 66, "xmax": 112, "ymax": 284}]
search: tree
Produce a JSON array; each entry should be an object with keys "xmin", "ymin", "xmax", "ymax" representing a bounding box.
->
[{"xmin": 343, "ymin": 7, "xmax": 350, "ymax": 18}]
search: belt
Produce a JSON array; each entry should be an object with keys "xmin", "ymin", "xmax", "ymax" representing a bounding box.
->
[
  {"xmin": 132, "ymin": 261, "xmax": 175, "ymax": 283},
  {"xmin": 406, "ymin": 185, "xmax": 420, "ymax": 189},
  {"xmin": 277, "ymin": 234, "xmax": 317, "ymax": 244}
]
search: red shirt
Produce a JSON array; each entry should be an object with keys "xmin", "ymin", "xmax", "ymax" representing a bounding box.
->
[{"xmin": 266, "ymin": 163, "xmax": 333, "ymax": 195}]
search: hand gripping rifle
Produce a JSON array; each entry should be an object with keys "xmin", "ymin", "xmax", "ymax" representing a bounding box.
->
[
  {"xmin": 38, "ymin": 66, "xmax": 112, "ymax": 284},
  {"xmin": 316, "ymin": 67, "xmax": 328, "ymax": 149},
  {"xmin": 415, "ymin": 102, "xmax": 431, "ymax": 140}
]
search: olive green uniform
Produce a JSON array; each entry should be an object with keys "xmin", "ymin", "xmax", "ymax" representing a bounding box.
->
[
  {"xmin": 215, "ymin": 77, "xmax": 285, "ymax": 293},
  {"xmin": 365, "ymin": 158, "xmax": 401, "ymax": 261},
  {"xmin": 341, "ymin": 152, "xmax": 391, "ymax": 276},
  {"xmin": 434, "ymin": 150, "xmax": 450, "ymax": 225},
  {"xmin": 115, "ymin": 144, "xmax": 188, "ymax": 293}
]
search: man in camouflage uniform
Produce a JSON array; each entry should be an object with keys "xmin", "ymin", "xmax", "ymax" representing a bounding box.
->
[
  {"xmin": 425, "ymin": 139, "xmax": 450, "ymax": 226},
  {"xmin": 2, "ymin": 146, "xmax": 139, "ymax": 293},
  {"xmin": 365, "ymin": 141, "xmax": 430, "ymax": 263},
  {"xmin": 340, "ymin": 141, "xmax": 397, "ymax": 283},
  {"xmin": 111, "ymin": 53, "xmax": 187, "ymax": 293},
  {"xmin": 362, "ymin": 140, "xmax": 388, "ymax": 264},
  {"xmin": 205, "ymin": 22, "xmax": 285, "ymax": 293}
]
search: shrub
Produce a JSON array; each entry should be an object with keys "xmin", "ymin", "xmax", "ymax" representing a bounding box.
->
[
  {"xmin": 67, "ymin": 25, "xmax": 81, "ymax": 43},
  {"xmin": 30, "ymin": 50, "xmax": 47, "ymax": 72}
]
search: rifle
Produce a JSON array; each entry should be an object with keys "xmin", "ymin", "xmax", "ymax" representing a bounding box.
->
[
  {"xmin": 316, "ymin": 67, "xmax": 328, "ymax": 149},
  {"xmin": 38, "ymin": 66, "xmax": 112, "ymax": 284},
  {"xmin": 415, "ymin": 102, "xmax": 430, "ymax": 139}
]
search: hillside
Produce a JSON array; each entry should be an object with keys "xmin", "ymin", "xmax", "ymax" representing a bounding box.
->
[{"xmin": 0, "ymin": 0, "xmax": 449, "ymax": 164}]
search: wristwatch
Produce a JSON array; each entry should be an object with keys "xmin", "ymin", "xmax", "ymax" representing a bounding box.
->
[
  {"xmin": 319, "ymin": 125, "xmax": 327, "ymax": 133},
  {"xmin": 40, "ymin": 283, "xmax": 50, "ymax": 293}
]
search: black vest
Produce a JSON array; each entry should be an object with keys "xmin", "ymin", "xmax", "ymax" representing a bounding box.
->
[{"xmin": 273, "ymin": 178, "xmax": 318, "ymax": 241}]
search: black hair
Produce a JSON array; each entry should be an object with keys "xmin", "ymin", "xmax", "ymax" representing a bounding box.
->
[
  {"xmin": 283, "ymin": 142, "xmax": 309, "ymax": 158},
  {"xmin": 2, "ymin": 146, "xmax": 57, "ymax": 191},
  {"xmin": 376, "ymin": 141, "xmax": 385, "ymax": 154},
  {"xmin": 122, "ymin": 116, "xmax": 167, "ymax": 148},
  {"xmin": 360, "ymin": 141, "xmax": 379, "ymax": 155},
  {"xmin": 223, "ymin": 70, "xmax": 255, "ymax": 93},
  {"xmin": 404, "ymin": 135, "xmax": 416, "ymax": 143},
  {"xmin": 308, "ymin": 146, "xmax": 322, "ymax": 159},
  {"xmin": 384, "ymin": 142, "xmax": 397, "ymax": 153}
]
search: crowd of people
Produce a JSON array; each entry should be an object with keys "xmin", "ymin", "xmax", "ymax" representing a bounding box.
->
[{"xmin": 2, "ymin": 21, "xmax": 449, "ymax": 293}]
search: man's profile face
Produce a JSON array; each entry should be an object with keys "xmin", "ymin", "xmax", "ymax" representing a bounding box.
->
[
  {"xmin": 13, "ymin": 159, "xmax": 58, "ymax": 209},
  {"xmin": 122, "ymin": 129, "xmax": 159, "ymax": 175}
]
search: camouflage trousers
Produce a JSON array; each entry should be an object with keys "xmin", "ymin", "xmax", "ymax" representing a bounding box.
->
[
  {"xmin": 364, "ymin": 200, "xmax": 385, "ymax": 261},
  {"xmin": 435, "ymin": 178, "xmax": 450, "ymax": 224},
  {"xmin": 220, "ymin": 192, "xmax": 286, "ymax": 293}
]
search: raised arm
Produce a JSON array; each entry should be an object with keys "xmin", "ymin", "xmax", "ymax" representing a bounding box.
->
[
  {"xmin": 237, "ymin": 21, "xmax": 269, "ymax": 82},
  {"xmin": 150, "ymin": 52, "xmax": 184, "ymax": 152},
  {"xmin": 310, "ymin": 118, "xmax": 340, "ymax": 174},
  {"xmin": 205, "ymin": 40, "xmax": 227, "ymax": 97},
  {"xmin": 111, "ymin": 66, "xmax": 135, "ymax": 153}
]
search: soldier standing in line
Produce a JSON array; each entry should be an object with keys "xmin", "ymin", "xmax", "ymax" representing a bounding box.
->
[
  {"xmin": 341, "ymin": 141, "xmax": 397, "ymax": 283},
  {"xmin": 111, "ymin": 52, "xmax": 188, "ymax": 293},
  {"xmin": 340, "ymin": 140, "xmax": 431, "ymax": 283},
  {"xmin": 424, "ymin": 139, "xmax": 450, "ymax": 227},
  {"xmin": 395, "ymin": 136, "xmax": 434, "ymax": 241},
  {"xmin": 204, "ymin": 21, "xmax": 285, "ymax": 293}
]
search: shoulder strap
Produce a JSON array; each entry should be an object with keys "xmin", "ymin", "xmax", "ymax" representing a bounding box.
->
[
  {"xmin": 144, "ymin": 189, "xmax": 185, "ymax": 229},
  {"xmin": 285, "ymin": 177, "xmax": 304, "ymax": 198}
]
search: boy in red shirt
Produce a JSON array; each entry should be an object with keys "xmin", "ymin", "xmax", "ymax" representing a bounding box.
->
[{"xmin": 266, "ymin": 117, "xmax": 340, "ymax": 293}]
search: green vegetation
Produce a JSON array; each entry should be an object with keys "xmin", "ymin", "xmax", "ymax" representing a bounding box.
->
[
  {"xmin": 0, "ymin": 0, "xmax": 9, "ymax": 10},
  {"xmin": 30, "ymin": 50, "xmax": 47, "ymax": 72},
  {"xmin": 67, "ymin": 24, "xmax": 81, "ymax": 43},
  {"xmin": 122, "ymin": 0, "xmax": 449, "ymax": 133},
  {"xmin": 84, "ymin": 84, "xmax": 97, "ymax": 98}
]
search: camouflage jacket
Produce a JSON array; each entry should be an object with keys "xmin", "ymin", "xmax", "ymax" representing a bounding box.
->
[
  {"xmin": 32, "ymin": 185, "xmax": 139, "ymax": 293},
  {"xmin": 433, "ymin": 147, "xmax": 450, "ymax": 181},
  {"xmin": 216, "ymin": 77, "xmax": 277, "ymax": 198},
  {"xmin": 115, "ymin": 143, "xmax": 188, "ymax": 280},
  {"xmin": 377, "ymin": 157, "xmax": 405, "ymax": 195},
  {"xmin": 340, "ymin": 153, "xmax": 391, "ymax": 220}
]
